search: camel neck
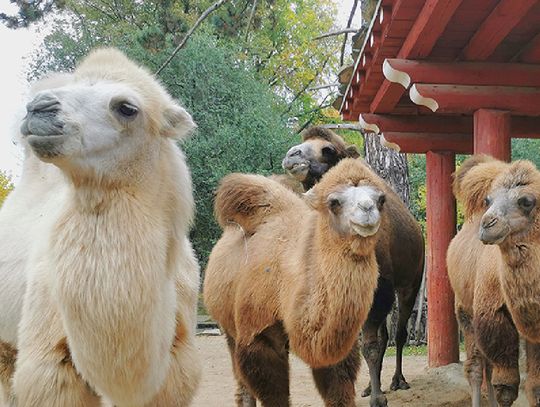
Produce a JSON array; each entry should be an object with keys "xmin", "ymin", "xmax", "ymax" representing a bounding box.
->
[
  {"xmin": 287, "ymin": 216, "xmax": 379, "ymax": 368},
  {"xmin": 498, "ymin": 239, "xmax": 540, "ymax": 342}
]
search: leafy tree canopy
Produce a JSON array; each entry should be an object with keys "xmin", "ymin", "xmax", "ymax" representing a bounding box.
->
[{"xmin": 0, "ymin": 171, "xmax": 14, "ymax": 208}]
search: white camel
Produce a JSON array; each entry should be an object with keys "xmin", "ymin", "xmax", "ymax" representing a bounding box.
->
[{"xmin": 0, "ymin": 48, "xmax": 201, "ymax": 407}]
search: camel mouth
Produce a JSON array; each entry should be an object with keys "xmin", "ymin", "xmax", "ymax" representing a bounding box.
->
[
  {"xmin": 351, "ymin": 222, "xmax": 380, "ymax": 237},
  {"xmin": 479, "ymin": 228, "xmax": 509, "ymax": 245},
  {"xmin": 26, "ymin": 134, "xmax": 66, "ymax": 159}
]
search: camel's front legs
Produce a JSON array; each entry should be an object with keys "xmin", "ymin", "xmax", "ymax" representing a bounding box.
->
[
  {"xmin": 142, "ymin": 320, "xmax": 201, "ymax": 407},
  {"xmin": 525, "ymin": 341, "xmax": 540, "ymax": 407},
  {"xmin": 311, "ymin": 339, "xmax": 360, "ymax": 407},
  {"xmin": 457, "ymin": 306, "xmax": 486, "ymax": 407},
  {"xmin": 12, "ymin": 276, "xmax": 100, "ymax": 407},
  {"xmin": 225, "ymin": 334, "xmax": 256, "ymax": 407},
  {"xmin": 361, "ymin": 278, "xmax": 394, "ymax": 407},
  {"xmin": 0, "ymin": 341, "xmax": 16, "ymax": 405},
  {"xmin": 474, "ymin": 306, "xmax": 519, "ymax": 407},
  {"xmin": 236, "ymin": 324, "xmax": 290, "ymax": 407},
  {"xmin": 391, "ymin": 286, "xmax": 418, "ymax": 392}
]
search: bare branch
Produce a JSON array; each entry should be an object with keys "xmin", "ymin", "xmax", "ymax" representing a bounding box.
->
[
  {"xmin": 319, "ymin": 123, "xmax": 363, "ymax": 132},
  {"xmin": 155, "ymin": 0, "xmax": 229, "ymax": 76},
  {"xmin": 314, "ymin": 27, "xmax": 359, "ymax": 41},
  {"xmin": 340, "ymin": 0, "xmax": 359, "ymax": 66},
  {"xmin": 306, "ymin": 83, "xmax": 339, "ymax": 91},
  {"xmin": 244, "ymin": 0, "xmax": 259, "ymax": 41}
]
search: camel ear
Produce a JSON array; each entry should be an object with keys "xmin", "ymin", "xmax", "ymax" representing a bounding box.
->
[
  {"xmin": 302, "ymin": 188, "xmax": 319, "ymax": 209},
  {"xmin": 346, "ymin": 145, "xmax": 361, "ymax": 158},
  {"xmin": 163, "ymin": 104, "xmax": 197, "ymax": 140}
]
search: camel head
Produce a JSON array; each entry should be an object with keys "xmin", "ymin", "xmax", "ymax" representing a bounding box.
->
[
  {"xmin": 20, "ymin": 48, "xmax": 195, "ymax": 184},
  {"xmin": 282, "ymin": 126, "xmax": 360, "ymax": 189},
  {"xmin": 479, "ymin": 160, "xmax": 540, "ymax": 245},
  {"xmin": 306, "ymin": 158, "xmax": 386, "ymax": 239}
]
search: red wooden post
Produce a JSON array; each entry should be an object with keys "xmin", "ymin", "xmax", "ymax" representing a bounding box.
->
[
  {"xmin": 473, "ymin": 109, "xmax": 511, "ymax": 161},
  {"xmin": 426, "ymin": 151, "xmax": 459, "ymax": 367}
]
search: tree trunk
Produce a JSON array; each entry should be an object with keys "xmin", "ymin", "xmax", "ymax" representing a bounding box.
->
[{"xmin": 363, "ymin": 133, "xmax": 410, "ymax": 205}]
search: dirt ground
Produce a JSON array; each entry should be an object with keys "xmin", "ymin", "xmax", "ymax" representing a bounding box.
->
[{"xmin": 192, "ymin": 335, "xmax": 529, "ymax": 406}]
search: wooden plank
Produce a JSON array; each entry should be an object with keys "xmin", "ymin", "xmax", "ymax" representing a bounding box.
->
[
  {"xmin": 360, "ymin": 113, "xmax": 472, "ymax": 134},
  {"xmin": 514, "ymin": 32, "xmax": 540, "ymax": 63},
  {"xmin": 383, "ymin": 132, "xmax": 472, "ymax": 153},
  {"xmin": 410, "ymin": 84, "xmax": 540, "ymax": 116},
  {"xmin": 359, "ymin": 113, "xmax": 540, "ymax": 138},
  {"xmin": 426, "ymin": 151, "xmax": 459, "ymax": 368},
  {"xmin": 473, "ymin": 109, "xmax": 511, "ymax": 161},
  {"xmin": 461, "ymin": 0, "xmax": 538, "ymax": 61},
  {"xmin": 371, "ymin": 0, "xmax": 462, "ymax": 113},
  {"xmin": 383, "ymin": 59, "xmax": 540, "ymax": 87}
]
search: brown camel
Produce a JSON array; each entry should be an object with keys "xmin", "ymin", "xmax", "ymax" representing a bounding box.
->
[
  {"xmin": 448, "ymin": 155, "xmax": 540, "ymax": 407},
  {"xmin": 281, "ymin": 126, "xmax": 425, "ymax": 407},
  {"xmin": 204, "ymin": 158, "xmax": 394, "ymax": 406}
]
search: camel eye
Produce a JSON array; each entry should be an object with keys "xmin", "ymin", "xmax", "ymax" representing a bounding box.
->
[
  {"xmin": 518, "ymin": 196, "xmax": 536, "ymax": 212},
  {"xmin": 484, "ymin": 196, "xmax": 492, "ymax": 207},
  {"xmin": 117, "ymin": 102, "xmax": 138, "ymax": 118},
  {"xmin": 378, "ymin": 194, "xmax": 386, "ymax": 208},
  {"xmin": 328, "ymin": 198, "xmax": 342, "ymax": 212}
]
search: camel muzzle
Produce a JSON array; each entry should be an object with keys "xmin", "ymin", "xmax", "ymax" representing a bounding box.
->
[
  {"xmin": 21, "ymin": 93, "xmax": 64, "ymax": 138},
  {"xmin": 479, "ymin": 215, "xmax": 509, "ymax": 245}
]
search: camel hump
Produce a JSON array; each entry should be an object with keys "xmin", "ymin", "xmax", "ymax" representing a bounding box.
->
[
  {"xmin": 453, "ymin": 154, "xmax": 507, "ymax": 218},
  {"xmin": 215, "ymin": 173, "xmax": 300, "ymax": 234}
]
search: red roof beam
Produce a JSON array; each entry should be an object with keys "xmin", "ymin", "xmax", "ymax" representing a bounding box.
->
[
  {"xmin": 370, "ymin": 0, "xmax": 462, "ymax": 113},
  {"xmin": 410, "ymin": 84, "xmax": 540, "ymax": 116},
  {"xmin": 461, "ymin": 0, "xmax": 538, "ymax": 61},
  {"xmin": 513, "ymin": 32, "xmax": 540, "ymax": 64},
  {"xmin": 359, "ymin": 113, "xmax": 540, "ymax": 139},
  {"xmin": 381, "ymin": 132, "xmax": 472, "ymax": 154},
  {"xmin": 383, "ymin": 59, "xmax": 540, "ymax": 88}
]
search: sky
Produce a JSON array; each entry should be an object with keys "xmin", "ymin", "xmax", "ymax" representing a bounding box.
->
[{"xmin": 0, "ymin": 0, "xmax": 361, "ymax": 181}]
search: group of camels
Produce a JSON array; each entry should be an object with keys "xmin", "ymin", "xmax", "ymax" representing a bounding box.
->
[{"xmin": 0, "ymin": 48, "xmax": 538, "ymax": 407}]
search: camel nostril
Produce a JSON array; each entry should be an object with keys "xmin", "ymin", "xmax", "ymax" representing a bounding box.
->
[
  {"xmin": 27, "ymin": 94, "xmax": 61, "ymax": 113},
  {"xmin": 482, "ymin": 217, "xmax": 498, "ymax": 229}
]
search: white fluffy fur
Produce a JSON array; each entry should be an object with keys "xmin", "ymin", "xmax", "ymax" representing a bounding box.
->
[{"xmin": 0, "ymin": 48, "xmax": 201, "ymax": 406}]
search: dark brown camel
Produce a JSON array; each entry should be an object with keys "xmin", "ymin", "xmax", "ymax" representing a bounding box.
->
[{"xmin": 280, "ymin": 126, "xmax": 425, "ymax": 407}]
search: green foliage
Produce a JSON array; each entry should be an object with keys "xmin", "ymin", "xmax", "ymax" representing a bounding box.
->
[
  {"xmin": 512, "ymin": 138, "xmax": 540, "ymax": 168},
  {"xmin": 0, "ymin": 171, "xmax": 14, "ymax": 208}
]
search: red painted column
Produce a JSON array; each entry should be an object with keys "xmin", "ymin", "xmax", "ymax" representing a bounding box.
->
[
  {"xmin": 474, "ymin": 109, "xmax": 511, "ymax": 161},
  {"xmin": 426, "ymin": 151, "xmax": 459, "ymax": 367}
]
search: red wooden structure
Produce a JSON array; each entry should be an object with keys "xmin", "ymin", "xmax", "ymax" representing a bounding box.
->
[{"xmin": 339, "ymin": 0, "xmax": 540, "ymax": 367}]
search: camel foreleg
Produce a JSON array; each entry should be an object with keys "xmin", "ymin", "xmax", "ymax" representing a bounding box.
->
[
  {"xmin": 311, "ymin": 339, "xmax": 360, "ymax": 407},
  {"xmin": 236, "ymin": 324, "xmax": 290, "ymax": 407},
  {"xmin": 12, "ymin": 276, "xmax": 100, "ymax": 407},
  {"xmin": 525, "ymin": 341, "xmax": 540, "ymax": 407}
]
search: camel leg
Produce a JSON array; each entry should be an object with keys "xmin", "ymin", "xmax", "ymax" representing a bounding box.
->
[
  {"xmin": 143, "ymin": 326, "xmax": 201, "ymax": 407},
  {"xmin": 0, "ymin": 341, "xmax": 16, "ymax": 406},
  {"xmin": 525, "ymin": 341, "xmax": 540, "ymax": 407},
  {"xmin": 391, "ymin": 286, "xmax": 419, "ymax": 391},
  {"xmin": 485, "ymin": 362, "xmax": 497, "ymax": 407},
  {"xmin": 225, "ymin": 334, "xmax": 256, "ymax": 407},
  {"xmin": 311, "ymin": 340, "xmax": 360, "ymax": 407},
  {"xmin": 473, "ymin": 305, "xmax": 519, "ymax": 407},
  {"xmin": 457, "ymin": 306, "xmax": 484, "ymax": 407},
  {"xmin": 236, "ymin": 324, "xmax": 289, "ymax": 407},
  {"xmin": 12, "ymin": 274, "xmax": 101, "ymax": 407},
  {"xmin": 361, "ymin": 277, "xmax": 393, "ymax": 407}
]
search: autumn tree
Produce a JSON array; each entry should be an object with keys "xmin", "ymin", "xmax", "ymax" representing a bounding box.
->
[{"xmin": 0, "ymin": 171, "xmax": 14, "ymax": 208}]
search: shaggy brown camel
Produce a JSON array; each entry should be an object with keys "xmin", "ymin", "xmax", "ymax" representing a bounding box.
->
[
  {"xmin": 448, "ymin": 155, "xmax": 540, "ymax": 407},
  {"xmin": 281, "ymin": 126, "xmax": 425, "ymax": 407},
  {"xmin": 204, "ymin": 158, "xmax": 394, "ymax": 406}
]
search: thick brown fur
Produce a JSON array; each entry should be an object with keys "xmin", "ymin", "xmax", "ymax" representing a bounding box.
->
[
  {"xmin": 278, "ymin": 127, "xmax": 424, "ymax": 406},
  {"xmin": 448, "ymin": 156, "xmax": 540, "ymax": 406},
  {"xmin": 204, "ymin": 158, "xmax": 387, "ymax": 406}
]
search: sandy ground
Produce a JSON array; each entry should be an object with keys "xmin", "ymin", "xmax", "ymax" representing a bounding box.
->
[{"xmin": 192, "ymin": 335, "xmax": 529, "ymax": 406}]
